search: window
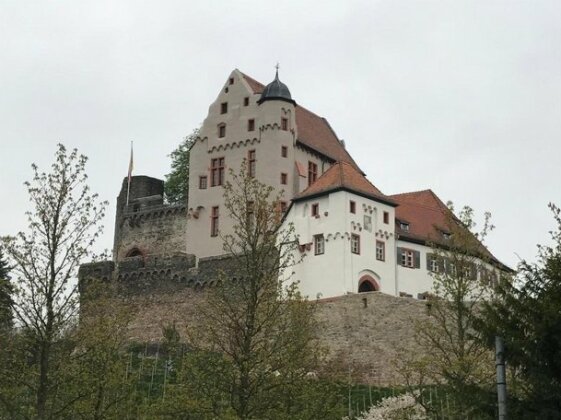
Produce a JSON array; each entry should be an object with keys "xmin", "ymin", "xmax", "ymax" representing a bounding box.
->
[
  {"xmin": 400, "ymin": 249, "xmax": 414, "ymax": 268},
  {"xmin": 442, "ymin": 232, "xmax": 452, "ymax": 240},
  {"xmin": 228, "ymin": 77, "xmax": 234, "ymax": 85},
  {"xmin": 281, "ymin": 117, "xmax": 288, "ymax": 131},
  {"xmin": 350, "ymin": 200, "xmax": 356, "ymax": 214},
  {"xmin": 429, "ymin": 257, "xmax": 439, "ymax": 272},
  {"xmin": 281, "ymin": 146, "xmax": 288, "ymax": 158},
  {"xmin": 246, "ymin": 200, "xmax": 254, "ymax": 228},
  {"xmin": 279, "ymin": 201, "xmax": 287, "ymax": 213},
  {"xmin": 383, "ymin": 211, "xmax": 389, "ymax": 224},
  {"xmin": 211, "ymin": 206, "xmax": 219, "ymax": 237},
  {"xmin": 308, "ymin": 161, "xmax": 318, "ymax": 186},
  {"xmin": 376, "ymin": 241, "xmax": 385, "ymax": 261},
  {"xmin": 248, "ymin": 150, "xmax": 256, "ymax": 177},
  {"xmin": 199, "ymin": 176, "xmax": 207, "ymax": 189},
  {"xmin": 220, "ymin": 102, "xmax": 228, "ymax": 114},
  {"xmin": 314, "ymin": 234, "xmax": 325, "ymax": 255},
  {"xmin": 211, "ymin": 157, "xmax": 225, "ymax": 186},
  {"xmin": 248, "ymin": 119, "xmax": 255, "ymax": 132},
  {"xmin": 364, "ymin": 215, "xmax": 372, "ymax": 232},
  {"xmin": 399, "ymin": 222, "xmax": 410, "ymax": 231},
  {"xmin": 311, "ymin": 203, "xmax": 319, "ymax": 217},
  {"xmin": 280, "ymin": 173, "xmax": 288, "ymax": 185},
  {"xmin": 244, "ymin": 97, "xmax": 249, "ymax": 106},
  {"xmin": 218, "ymin": 124, "xmax": 226, "ymax": 138},
  {"xmin": 351, "ymin": 234, "xmax": 360, "ymax": 254}
]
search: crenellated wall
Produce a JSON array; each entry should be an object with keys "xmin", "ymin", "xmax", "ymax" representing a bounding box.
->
[{"xmin": 112, "ymin": 176, "xmax": 188, "ymax": 261}]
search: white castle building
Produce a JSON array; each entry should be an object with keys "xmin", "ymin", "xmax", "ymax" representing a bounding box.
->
[{"xmin": 185, "ymin": 69, "xmax": 506, "ymax": 300}]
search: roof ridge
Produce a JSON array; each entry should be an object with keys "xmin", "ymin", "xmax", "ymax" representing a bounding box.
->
[{"xmin": 389, "ymin": 188, "xmax": 433, "ymax": 198}]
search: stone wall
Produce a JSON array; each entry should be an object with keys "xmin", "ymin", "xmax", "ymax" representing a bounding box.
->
[
  {"xmin": 112, "ymin": 175, "xmax": 188, "ymax": 261},
  {"xmin": 79, "ymin": 277, "xmax": 429, "ymax": 386}
]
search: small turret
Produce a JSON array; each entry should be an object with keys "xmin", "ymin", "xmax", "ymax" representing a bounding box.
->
[{"xmin": 257, "ymin": 66, "xmax": 296, "ymax": 106}]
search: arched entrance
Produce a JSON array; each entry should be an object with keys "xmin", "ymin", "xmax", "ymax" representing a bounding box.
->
[{"xmin": 358, "ymin": 275, "xmax": 379, "ymax": 293}]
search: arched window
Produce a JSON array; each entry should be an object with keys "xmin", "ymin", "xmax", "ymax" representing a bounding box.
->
[{"xmin": 358, "ymin": 275, "xmax": 379, "ymax": 293}]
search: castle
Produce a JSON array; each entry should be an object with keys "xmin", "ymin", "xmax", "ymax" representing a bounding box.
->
[{"xmin": 79, "ymin": 68, "xmax": 506, "ymax": 302}]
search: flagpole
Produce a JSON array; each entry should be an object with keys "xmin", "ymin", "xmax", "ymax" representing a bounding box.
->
[{"xmin": 126, "ymin": 141, "xmax": 133, "ymax": 208}]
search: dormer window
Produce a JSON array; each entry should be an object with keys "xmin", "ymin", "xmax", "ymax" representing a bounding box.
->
[
  {"xmin": 220, "ymin": 102, "xmax": 228, "ymax": 114},
  {"xmin": 399, "ymin": 222, "xmax": 410, "ymax": 231},
  {"xmin": 218, "ymin": 124, "xmax": 226, "ymax": 138}
]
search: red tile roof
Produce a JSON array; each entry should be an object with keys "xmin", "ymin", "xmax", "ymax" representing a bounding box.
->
[
  {"xmin": 294, "ymin": 161, "xmax": 395, "ymax": 205},
  {"xmin": 241, "ymin": 72, "xmax": 361, "ymax": 170},
  {"xmin": 390, "ymin": 190, "xmax": 507, "ymax": 267},
  {"xmin": 390, "ymin": 190, "xmax": 452, "ymax": 243}
]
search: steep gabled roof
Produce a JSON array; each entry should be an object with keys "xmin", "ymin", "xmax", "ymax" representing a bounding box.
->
[
  {"xmin": 294, "ymin": 161, "xmax": 396, "ymax": 206},
  {"xmin": 390, "ymin": 189, "xmax": 510, "ymax": 269},
  {"xmin": 240, "ymin": 72, "xmax": 360, "ymax": 170},
  {"xmin": 390, "ymin": 189, "xmax": 452, "ymax": 244}
]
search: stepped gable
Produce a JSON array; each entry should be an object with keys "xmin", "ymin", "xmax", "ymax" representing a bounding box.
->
[
  {"xmin": 241, "ymin": 72, "xmax": 361, "ymax": 171},
  {"xmin": 294, "ymin": 161, "xmax": 396, "ymax": 206}
]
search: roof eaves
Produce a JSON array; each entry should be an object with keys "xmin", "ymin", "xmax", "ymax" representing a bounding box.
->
[{"xmin": 294, "ymin": 186, "xmax": 398, "ymax": 207}]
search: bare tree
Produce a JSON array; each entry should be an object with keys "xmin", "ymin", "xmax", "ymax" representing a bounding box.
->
[
  {"xmin": 399, "ymin": 204, "xmax": 500, "ymax": 418},
  {"xmin": 183, "ymin": 162, "xmax": 334, "ymax": 419},
  {"xmin": 1, "ymin": 144, "xmax": 107, "ymax": 419}
]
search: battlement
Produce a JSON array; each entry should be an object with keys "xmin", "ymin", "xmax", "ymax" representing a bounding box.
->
[{"xmin": 112, "ymin": 175, "xmax": 188, "ymax": 262}]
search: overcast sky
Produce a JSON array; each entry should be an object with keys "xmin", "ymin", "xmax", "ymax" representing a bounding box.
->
[{"xmin": 1, "ymin": 0, "xmax": 560, "ymax": 268}]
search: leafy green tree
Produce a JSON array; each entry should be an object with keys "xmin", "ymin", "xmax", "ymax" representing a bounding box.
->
[
  {"xmin": 1, "ymin": 144, "xmax": 108, "ymax": 419},
  {"xmin": 66, "ymin": 281, "xmax": 137, "ymax": 419},
  {"xmin": 400, "ymin": 204, "xmax": 499, "ymax": 418},
  {"xmin": 178, "ymin": 162, "xmax": 340, "ymax": 419},
  {"xmin": 479, "ymin": 203, "xmax": 561, "ymax": 417},
  {"xmin": 164, "ymin": 128, "xmax": 199, "ymax": 204},
  {"xmin": 0, "ymin": 245, "xmax": 13, "ymax": 331}
]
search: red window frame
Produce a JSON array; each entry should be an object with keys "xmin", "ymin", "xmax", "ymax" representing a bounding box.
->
[
  {"xmin": 211, "ymin": 157, "xmax": 225, "ymax": 187},
  {"xmin": 351, "ymin": 234, "xmax": 360, "ymax": 255},
  {"xmin": 199, "ymin": 176, "xmax": 207, "ymax": 189},
  {"xmin": 248, "ymin": 150, "xmax": 256, "ymax": 177},
  {"xmin": 211, "ymin": 206, "xmax": 219, "ymax": 237},
  {"xmin": 311, "ymin": 203, "xmax": 319, "ymax": 217},
  {"xmin": 376, "ymin": 240, "xmax": 385, "ymax": 261},
  {"xmin": 218, "ymin": 124, "xmax": 226, "ymax": 138},
  {"xmin": 308, "ymin": 161, "xmax": 318, "ymax": 187},
  {"xmin": 314, "ymin": 234, "xmax": 325, "ymax": 255}
]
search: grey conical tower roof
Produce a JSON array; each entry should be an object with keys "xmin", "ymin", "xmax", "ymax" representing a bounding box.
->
[{"xmin": 257, "ymin": 69, "xmax": 296, "ymax": 105}]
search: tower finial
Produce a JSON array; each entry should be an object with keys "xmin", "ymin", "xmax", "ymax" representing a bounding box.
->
[{"xmin": 275, "ymin": 62, "xmax": 280, "ymax": 78}]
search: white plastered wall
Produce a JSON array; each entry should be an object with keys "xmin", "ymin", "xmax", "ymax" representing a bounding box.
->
[{"xmin": 283, "ymin": 190, "xmax": 397, "ymax": 299}]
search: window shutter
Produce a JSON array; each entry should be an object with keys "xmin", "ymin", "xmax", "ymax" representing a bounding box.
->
[
  {"xmin": 444, "ymin": 257, "xmax": 451, "ymax": 274},
  {"xmin": 470, "ymin": 262, "xmax": 478, "ymax": 280},
  {"xmin": 438, "ymin": 257, "xmax": 446, "ymax": 273},
  {"xmin": 426, "ymin": 253, "xmax": 433, "ymax": 270},
  {"xmin": 414, "ymin": 251, "xmax": 421, "ymax": 268},
  {"xmin": 397, "ymin": 247, "xmax": 403, "ymax": 266}
]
